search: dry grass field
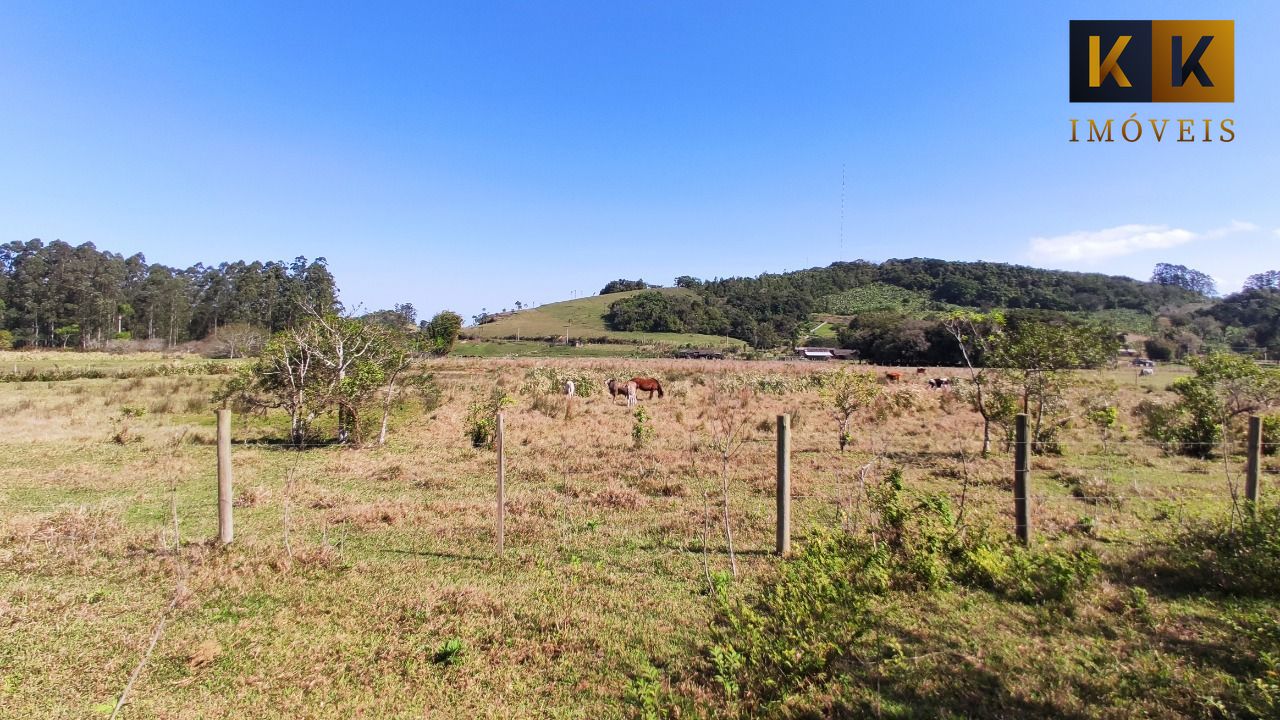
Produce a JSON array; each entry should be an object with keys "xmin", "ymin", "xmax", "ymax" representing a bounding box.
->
[{"xmin": 1, "ymin": 354, "xmax": 1275, "ymax": 718}]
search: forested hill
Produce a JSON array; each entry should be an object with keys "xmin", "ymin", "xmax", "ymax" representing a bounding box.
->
[
  {"xmin": 605, "ymin": 259, "xmax": 1206, "ymax": 347},
  {"xmin": 692, "ymin": 259, "xmax": 1204, "ymax": 313},
  {"xmin": 0, "ymin": 239, "xmax": 338, "ymax": 347}
]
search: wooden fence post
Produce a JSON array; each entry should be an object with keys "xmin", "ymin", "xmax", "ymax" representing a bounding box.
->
[
  {"xmin": 1013, "ymin": 413, "xmax": 1030, "ymax": 545},
  {"xmin": 1245, "ymin": 415, "xmax": 1262, "ymax": 506},
  {"xmin": 776, "ymin": 414, "xmax": 791, "ymax": 556},
  {"xmin": 216, "ymin": 408, "xmax": 233, "ymax": 545},
  {"xmin": 496, "ymin": 412, "xmax": 505, "ymax": 556}
]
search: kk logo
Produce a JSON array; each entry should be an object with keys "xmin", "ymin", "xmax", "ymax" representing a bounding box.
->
[{"xmin": 1070, "ymin": 20, "xmax": 1234, "ymax": 102}]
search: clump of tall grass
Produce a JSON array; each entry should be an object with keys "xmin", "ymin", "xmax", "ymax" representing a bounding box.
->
[{"xmin": 0, "ymin": 361, "xmax": 233, "ymax": 384}]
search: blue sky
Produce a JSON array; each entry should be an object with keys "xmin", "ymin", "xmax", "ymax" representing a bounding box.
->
[{"xmin": 2, "ymin": 1, "xmax": 1277, "ymax": 320}]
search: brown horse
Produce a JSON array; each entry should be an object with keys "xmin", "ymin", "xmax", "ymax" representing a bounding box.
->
[
  {"xmin": 629, "ymin": 377, "xmax": 664, "ymax": 399},
  {"xmin": 607, "ymin": 378, "xmax": 639, "ymax": 405}
]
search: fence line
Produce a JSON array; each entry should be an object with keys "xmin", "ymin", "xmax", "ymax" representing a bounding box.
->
[{"xmin": 3, "ymin": 411, "xmax": 1270, "ymax": 554}]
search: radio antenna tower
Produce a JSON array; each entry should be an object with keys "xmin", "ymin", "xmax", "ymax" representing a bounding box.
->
[{"xmin": 839, "ymin": 163, "xmax": 846, "ymax": 258}]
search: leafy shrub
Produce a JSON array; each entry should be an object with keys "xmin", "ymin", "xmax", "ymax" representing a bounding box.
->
[
  {"xmin": 413, "ymin": 372, "xmax": 443, "ymax": 412},
  {"xmin": 465, "ymin": 388, "xmax": 514, "ymax": 448},
  {"xmin": 708, "ymin": 530, "xmax": 875, "ymax": 706},
  {"xmin": 520, "ymin": 366, "xmax": 598, "ymax": 397},
  {"xmin": 1263, "ymin": 414, "xmax": 1280, "ymax": 456},
  {"xmin": 1137, "ymin": 354, "xmax": 1280, "ymax": 457},
  {"xmin": 699, "ymin": 469, "xmax": 1099, "ymax": 713},
  {"xmin": 624, "ymin": 664, "xmax": 673, "ymax": 720},
  {"xmin": 0, "ymin": 329, "xmax": 12, "ymax": 350},
  {"xmin": 1135, "ymin": 398, "xmax": 1190, "ymax": 453},
  {"xmin": 1144, "ymin": 337, "xmax": 1176, "ymax": 361},
  {"xmin": 1085, "ymin": 404, "xmax": 1120, "ymax": 452},
  {"xmin": 955, "ymin": 540, "xmax": 1099, "ymax": 604},
  {"xmin": 712, "ymin": 372, "xmax": 826, "ymax": 396},
  {"xmin": 631, "ymin": 406, "xmax": 655, "ymax": 448}
]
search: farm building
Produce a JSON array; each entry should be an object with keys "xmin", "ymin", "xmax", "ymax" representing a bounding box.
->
[{"xmin": 794, "ymin": 347, "xmax": 857, "ymax": 361}]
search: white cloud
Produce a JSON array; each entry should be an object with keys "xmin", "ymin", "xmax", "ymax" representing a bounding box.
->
[
  {"xmin": 1204, "ymin": 220, "xmax": 1258, "ymax": 238},
  {"xmin": 1028, "ymin": 221, "xmax": 1255, "ymax": 263}
]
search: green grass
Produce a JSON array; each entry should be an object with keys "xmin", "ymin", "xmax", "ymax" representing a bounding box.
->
[
  {"xmin": 801, "ymin": 320, "xmax": 838, "ymax": 342},
  {"xmin": 817, "ymin": 283, "xmax": 955, "ymax": 317},
  {"xmin": 1064, "ymin": 308, "xmax": 1157, "ymax": 335},
  {"xmin": 452, "ymin": 340, "xmax": 656, "ymax": 358},
  {"xmin": 464, "ymin": 288, "xmax": 745, "ymax": 349}
]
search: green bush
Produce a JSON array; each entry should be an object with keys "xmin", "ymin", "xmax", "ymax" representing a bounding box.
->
[
  {"xmin": 0, "ymin": 329, "xmax": 13, "ymax": 350},
  {"xmin": 465, "ymin": 388, "xmax": 513, "ymax": 448},
  {"xmin": 1144, "ymin": 337, "xmax": 1176, "ymax": 361},
  {"xmin": 519, "ymin": 366, "xmax": 599, "ymax": 397},
  {"xmin": 956, "ymin": 540, "xmax": 1099, "ymax": 604},
  {"xmin": 708, "ymin": 530, "xmax": 875, "ymax": 706},
  {"xmin": 1263, "ymin": 414, "xmax": 1280, "ymax": 456},
  {"xmin": 1136, "ymin": 354, "xmax": 1280, "ymax": 457},
  {"xmin": 698, "ymin": 469, "xmax": 1100, "ymax": 713},
  {"xmin": 631, "ymin": 406, "xmax": 654, "ymax": 448}
]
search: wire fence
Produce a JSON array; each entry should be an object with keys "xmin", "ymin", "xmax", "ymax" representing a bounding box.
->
[{"xmin": 3, "ymin": 411, "xmax": 1273, "ymax": 558}]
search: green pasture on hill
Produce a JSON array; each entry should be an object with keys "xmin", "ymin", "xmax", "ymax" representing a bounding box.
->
[
  {"xmin": 451, "ymin": 340, "xmax": 654, "ymax": 358},
  {"xmin": 464, "ymin": 288, "xmax": 745, "ymax": 349}
]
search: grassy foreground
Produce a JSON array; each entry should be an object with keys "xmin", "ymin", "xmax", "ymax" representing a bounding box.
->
[{"xmin": 0, "ymin": 356, "xmax": 1275, "ymax": 718}]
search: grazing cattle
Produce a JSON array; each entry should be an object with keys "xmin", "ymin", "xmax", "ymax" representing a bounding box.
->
[
  {"xmin": 564, "ymin": 380, "xmax": 576, "ymax": 396},
  {"xmin": 916, "ymin": 367, "xmax": 927, "ymax": 376},
  {"xmin": 928, "ymin": 377, "xmax": 951, "ymax": 389},
  {"xmin": 629, "ymin": 377, "xmax": 664, "ymax": 399},
  {"xmin": 885, "ymin": 371, "xmax": 902, "ymax": 383},
  {"xmin": 1139, "ymin": 367, "xmax": 1155, "ymax": 377}
]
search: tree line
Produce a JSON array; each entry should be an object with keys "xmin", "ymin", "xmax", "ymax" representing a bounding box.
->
[
  {"xmin": 605, "ymin": 258, "xmax": 1207, "ymax": 348},
  {"xmin": 0, "ymin": 239, "xmax": 338, "ymax": 348}
]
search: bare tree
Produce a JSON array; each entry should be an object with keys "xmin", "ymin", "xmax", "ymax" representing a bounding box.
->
[
  {"xmin": 703, "ymin": 384, "xmax": 756, "ymax": 578},
  {"xmin": 213, "ymin": 323, "xmax": 267, "ymax": 359},
  {"xmin": 301, "ymin": 306, "xmax": 378, "ymax": 444},
  {"xmin": 943, "ymin": 311, "xmax": 1004, "ymax": 456}
]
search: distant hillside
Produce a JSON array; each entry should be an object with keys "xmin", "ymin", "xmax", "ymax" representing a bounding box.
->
[
  {"xmin": 623, "ymin": 258, "xmax": 1207, "ymax": 347},
  {"xmin": 810, "ymin": 285, "xmax": 1158, "ymax": 335},
  {"xmin": 467, "ymin": 259, "xmax": 1277, "ymax": 357},
  {"xmin": 463, "ymin": 288, "xmax": 745, "ymax": 348}
]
